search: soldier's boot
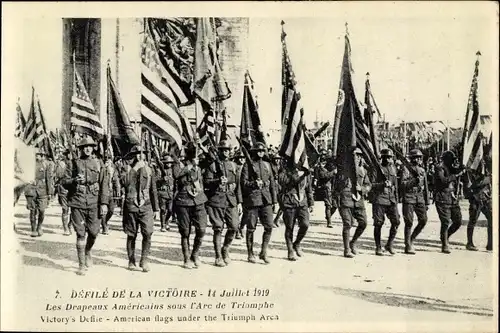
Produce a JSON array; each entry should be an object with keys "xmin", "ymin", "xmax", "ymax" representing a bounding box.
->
[
  {"xmin": 62, "ymin": 212, "xmax": 71, "ymax": 236},
  {"xmin": 84, "ymin": 235, "xmax": 96, "ymax": 269},
  {"xmin": 285, "ymin": 229, "xmax": 296, "ymax": 261},
  {"xmin": 222, "ymin": 230, "xmax": 235, "ymax": 265},
  {"xmin": 235, "ymin": 228, "xmax": 242, "ymax": 240},
  {"xmin": 440, "ymin": 225, "xmax": 451, "ymax": 254},
  {"xmin": 140, "ymin": 235, "xmax": 152, "ymax": 273},
  {"xmin": 466, "ymin": 227, "xmax": 478, "ymax": 251},
  {"xmin": 410, "ymin": 221, "xmax": 426, "ymax": 244},
  {"xmin": 486, "ymin": 220, "xmax": 493, "ymax": 251},
  {"xmin": 101, "ymin": 218, "xmax": 109, "ymax": 235},
  {"xmin": 213, "ymin": 231, "xmax": 225, "ymax": 267},
  {"xmin": 404, "ymin": 225, "xmax": 416, "ymax": 255},
  {"xmin": 165, "ymin": 211, "xmax": 172, "ymax": 231},
  {"xmin": 374, "ymin": 226, "xmax": 384, "ymax": 256},
  {"xmin": 181, "ymin": 237, "xmax": 193, "ymax": 269},
  {"xmin": 326, "ymin": 212, "xmax": 333, "ymax": 228},
  {"xmin": 342, "ymin": 228, "xmax": 354, "ymax": 258},
  {"xmin": 160, "ymin": 210, "xmax": 166, "ymax": 232},
  {"xmin": 76, "ymin": 240, "xmax": 86, "ymax": 276},
  {"xmin": 350, "ymin": 223, "xmax": 366, "ymax": 255},
  {"xmin": 447, "ymin": 222, "xmax": 461, "ymax": 241},
  {"xmin": 36, "ymin": 209, "xmax": 45, "ymax": 237},
  {"xmin": 126, "ymin": 236, "xmax": 137, "ymax": 270},
  {"xmin": 246, "ymin": 231, "xmax": 256, "ymax": 263},
  {"xmin": 29, "ymin": 210, "xmax": 38, "ymax": 237},
  {"xmin": 259, "ymin": 228, "xmax": 272, "ymax": 264},
  {"xmin": 293, "ymin": 225, "xmax": 308, "ymax": 257},
  {"xmin": 191, "ymin": 231, "xmax": 204, "ymax": 268},
  {"xmin": 384, "ymin": 225, "xmax": 398, "ymax": 255}
]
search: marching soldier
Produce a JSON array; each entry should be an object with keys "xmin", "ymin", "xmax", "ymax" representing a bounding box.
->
[
  {"xmin": 240, "ymin": 142, "xmax": 278, "ymax": 264},
  {"xmin": 271, "ymin": 153, "xmax": 284, "ymax": 227},
  {"xmin": 55, "ymin": 149, "xmax": 71, "ymax": 235},
  {"xmin": 277, "ymin": 158, "xmax": 314, "ymax": 261},
  {"xmin": 399, "ymin": 149, "xmax": 429, "ymax": 254},
  {"xmin": 121, "ymin": 145, "xmax": 159, "ymax": 272},
  {"xmin": 371, "ymin": 148, "xmax": 400, "ymax": 256},
  {"xmin": 233, "ymin": 150, "xmax": 247, "ymax": 239},
  {"xmin": 157, "ymin": 153, "xmax": 175, "ymax": 232},
  {"xmin": 464, "ymin": 159, "xmax": 492, "ymax": 251},
  {"xmin": 434, "ymin": 150, "xmax": 466, "ymax": 254},
  {"xmin": 62, "ymin": 137, "xmax": 107, "ymax": 276},
  {"xmin": 25, "ymin": 148, "xmax": 54, "ymax": 237},
  {"xmin": 173, "ymin": 143, "xmax": 208, "ymax": 269},
  {"xmin": 204, "ymin": 140, "xmax": 242, "ymax": 267},
  {"xmin": 335, "ymin": 148, "xmax": 371, "ymax": 258},
  {"xmin": 101, "ymin": 150, "xmax": 121, "ymax": 235},
  {"xmin": 316, "ymin": 156, "xmax": 338, "ymax": 228}
]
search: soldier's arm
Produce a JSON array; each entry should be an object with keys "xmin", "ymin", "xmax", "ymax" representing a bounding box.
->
[
  {"xmin": 361, "ymin": 172, "xmax": 372, "ymax": 195},
  {"xmin": 424, "ymin": 171, "xmax": 430, "ymax": 206},
  {"xmin": 203, "ymin": 163, "xmax": 219, "ymax": 187},
  {"xmin": 173, "ymin": 163, "xmax": 190, "ymax": 180},
  {"xmin": 469, "ymin": 173, "xmax": 491, "ymax": 189},
  {"xmin": 269, "ymin": 163, "xmax": 278, "ymax": 204},
  {"xmin": 113, "ymin": 170, "xmax": 121, "ymax": 196},
  {"xmin": 306, "ymin": 175, "xmax": 314, "ymax": 207},
  {"xmin": 241, "ymin": 163, "xmax": 254, "ymax": 189},
  {"xmin": 234, "ymin": 163, "xmax": 243, "ymax": 203},
  {"xmin": 400, "ymin": 167, "xmax": 418, "ymax": 190},
  {"xmin": 150, "ymin": 170, "xmax": 159, "ymax": 212},
  {"xmin": 61, "ymin": 160, "xmax": 76, "ymax": 187},
  {"xmin": 435, "ymin": 166, "xmax": 458, "ymax": 184},
  {"xmin": 98, "ymin": 166, "xmax": 109, "ymax": 206}
]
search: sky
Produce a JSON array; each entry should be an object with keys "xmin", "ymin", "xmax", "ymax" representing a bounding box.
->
[{"xmin": 10, "ymin": 4, "xmax": 498, "ymax": 136}]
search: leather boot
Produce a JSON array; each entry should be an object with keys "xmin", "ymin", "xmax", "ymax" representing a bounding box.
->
[
  {"xmin": 343, "ymin": 228, "xmax": 353, "ymax": 258},
  {"xmin": 181, "ymin": 237, "xmax": 193, "ymax": 269},
  {"xmin": 259, "ymin": 229, "xmax": 272, "ymax": 264},
  {"xmin": 293, "ymin": 223, "xmax": 308, "ymax": 257},
  {"xmin": 410, "ymin": 221, "xmax": 426, "ymax": 243},
  {"xmin": 486, "ymin": 219, "xmax": 492, "ymax": 251},
  {"xmin": 447, "ymin": 222, "xmax": 461, "ymax": 240},
  {"xmin": 30, "ymin": 210, "xmax": 37, "ymax": 237},
  {"xmin": 62, "ymin": 212, "xmax": 71, "ymax": 236},
  {"xmin": 374, "ymin": 226, "xmax": 383, "ymax": 256},
  {"xmin": 222, "ymin": 230, "xmax": 235, "ymax": 265},
  {"xmin": 246, "ymin": 231, "xmax": 256, "ymax": 263},
  {"xmin": 213, "ymin": 231, "xmax": 225, "ymax": 267},
  {"xmin": 326, "ymin": 208, "xmax": 333, "ymax": 228},
  {"xmin": 85, "ymin": 235, "xmax": 96, "ymax": 269},
  {"xmin": 385, "ymin": 224, "xmax": 398, "ymax": 255},
  {"xmin": 126, "ymin": 236, "xmax": 137, "ymax": 270},
  {"xmin": 140, "ymin": 235, "xmax": 152, "ymax": 272},
  {"xmin": 191, "ymin": 231, "xmax": 204, "ymax": 268},
  {"xmin": 101, "ymin": 218, "xmax": 109, "ymax": 235},
  {"xmin": 36, "ymin": 209, "xmax": 45, "ymax": 237},
  {"xmin": 285, "ymin": 228, "xmax": 296, "ymax": 261},
  {"xmin": 350, "ymin": 223, "xmax": 366, "ymax": 255},
  {"xmin": 165, "ymin": 211, "xmax": 172, "ymax": 231},
  {"xmin": 404, "ymin": 224, "xmax": 415, "ymax": 255},
  {"xmin": 160, "ymin": 210, "xmax": 166, "ymax": 232},
  {"xmin": 76, "ymin": 240, "xmax": 86, "ymax": 276},
  {"xmin": 466, "ymin": 227, "xmax": 478, "ymax": 251},
  {"xmin": 441, "ymin": 224, "xmax": 451, "ymax": 254}
]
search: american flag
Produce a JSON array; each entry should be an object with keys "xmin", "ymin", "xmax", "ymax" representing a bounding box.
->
[
  {"xmin": 15, "ymin": 101, "xmax": 26, "ymax": 139},
  {"xmin": 461, "ymin": 52, "xmax": 483, "ymax": 171},
  {"xmin": 24, "ymin": 88, "xmax": 47, "ymax": 147},
  {"xmin": 279, "ymin": 21, "xmax": 310, "ymax": 171},
  {"xmin": 141, "ymin": 19, "xmax": 186, "ymax": 152},
  {"xmin": 196, "ymin": 109, "xmax": 216, "ymax": 153},
  {"xmin": 71, "ymin": 65, "xmax": 104, "ymax": 139},
  {"xmin": 240, "ymin": 71, "xmax": 266, "ymax": 150}
]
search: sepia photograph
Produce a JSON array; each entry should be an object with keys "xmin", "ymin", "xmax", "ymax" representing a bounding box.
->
[{"xmin": 1, "ymin": 2, "xmax": 498, "ymax": 332}]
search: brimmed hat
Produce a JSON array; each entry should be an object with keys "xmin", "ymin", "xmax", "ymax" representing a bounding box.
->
[
  {"xmin": 123, "ymin": 145, "xmax": 144, "ymax": 160},
  {"xmin": 161, "ymin": 153, "xmax": 174, "ymax": 163},
  {"xmin": 250, "ymin": 142, "xmax": 267, "ymax": 152},
  {"xmin": 77, "ymin": 137, "xmax": 97, "ymax": 148},
  {"xmin": 408, "ymin": 149, "xmax": 423, "ymax": 158},
  {"xmin": 217, "ymin": 140, "xmax": 232, "ymax": 150},
  {"xmin": 380, "ymin": 148, "xmax": 393, "ymax": 157},
  {"xmin": 353, "ymin": 147, "xmax": 363, "ymax": 155}
]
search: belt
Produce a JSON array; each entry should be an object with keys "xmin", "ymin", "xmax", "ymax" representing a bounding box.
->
[{"xmin": 77, "ymin": 183, "xmax": 99, "ymax": 191}]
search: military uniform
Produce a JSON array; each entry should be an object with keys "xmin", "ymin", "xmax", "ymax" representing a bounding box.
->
[
  {"xmin": 371, "ymin": 149, "xmax": 400, "ymax": 255},
  {"xmin": 465, "ymin": 169, "xmax": 492, "ymax": 251},
  {"xmin": 55, "ymin": 155, "xmax": 71, "ymax": 235},
  {"xmin": 233, "ymin": 152, "xmax": 246, "ymax": 239},
  {"xmin": 62, "ymin": 137, "xmax": 107, "ymax": 275},
  {"xmin": 240, "ymin": 142, "xmax": 277, "ymax": 264},
  {"xmin": 25, "ymin": 150, "xmax": 54, "ymax": 237},
  {"xmin": 399, "ymin": 149, "xmax": 429, "ymax": 254},
  {"xmin": 101, "ymin": 159, "xmax": 121, "ymax": 234},
  {"xmin": 173, "ymin": 146, "xmax": 208, "ymax": 269},
  {"xmin": 204, "ymin": 141, "xmax": 242, "ymax": 267},
  {"xmin": 121, "ymin": 147, "xmax": 159, "ymax": 272},
  {"xmin": 277, "ymin": 164, "xmax": 314, "ymax": 261},
  {"xmin": 335, "ymin": 149, "xmax": 371, "ymax": 257},
  {"xmin": 433, "ymin": 151, "xmax": 464, "ymax": 254},
  {"xmin": 157, "ymin": 155, "xmax": 175, "ymax": 232},
  {"xmin": 316, "ymin": 160, "xmax": 337, "ymax": 228}
]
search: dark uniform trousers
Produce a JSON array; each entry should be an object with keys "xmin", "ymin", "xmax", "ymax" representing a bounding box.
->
[
  {"xmin": 371, "ymin": 164, "xmax": 400, "ymax": 251},
  {"xmin": 101, "ymin": 162, "xmax": 120, "ymax": 234},
  {"xmin": 157, "ymin": 168, "xmax": 175, "ymax": 230},
  {"xmin": 62, "ymin": 156, "xmax": 106, "ymax": 271},
  {"xmin": 278, "ymin": 170, "xmax": 314, "ymax": 257},
  {"xmin": 399, "ymin": 165, "xmax": 429, "ymax": 248},
  {"xmin": 121, "ymin": 162, "xmax": 159, "ymax": 267},
  {"xmin": 56, "ymin": 159, "xmax": 71, "ymax": 234},
  {"xmin": 467, "ymin": 172, "xmax": 492, "ymax": 249},
  {"xmin": 173, "ymin": 163, "xmax": 208, "ymax": 264},
  {"xmin": 241, "ymin": 159, "xmax": 277, "ymax": 260},
  {"xmin": 317, "ymin": 166, "xmax": 337, "ymax": 226},
  {"xmin": 335, "ymin": 165, "xmax": 371, "ymax": 253},
  {"xmin": 433, "ymin": 164, "xmax": 462, "ymax": 250},
  {"xmin": 25, "ymin": 160, "xmax": 54, "ymax": 235}
]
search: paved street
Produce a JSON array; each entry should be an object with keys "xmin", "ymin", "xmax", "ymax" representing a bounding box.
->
[{"xmin": 5, "ymin": 198, "xmax": 496, "ymax": 332}]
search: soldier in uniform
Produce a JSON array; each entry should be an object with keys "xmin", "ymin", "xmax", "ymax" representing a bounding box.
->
[
  {"xmin": 55, "ymin": 149, "xmax": 72, "ymax": 235},
  {"xmin": 121, "ymin": 145, "xmax": 159, "ymax": 272},
  {"xmin": 371, "ymin": 148, "xmax": 400, "ymax": 256},
  {"xmin": 25, "ymin": 148, "xmax": 54, "ymax": 237},
  {"xmin": 271, "ymin": 153, "xmax": 284, "ymax": 227},
  {"xmin": 316, "ymin": 156, "xmax": 338, "ymax": 228},
  {"xmin": 62, "ymin": 137, "xmax": 107, "ymax": 276},
  {"xmin": 399, "ymin": 149, "xmax": 429, "ymax": 254},
  {"xmin": 277, "ymin": 158, "xmax": 314, "ymax": 261},
  {"xmin": 101, "ymin": 150, "xmax": 121, "ymax": 235},
  {"xmin": 433, "ymin": 150, "xmax": 466, "ymax": 254},
  {"xmin": 240, "ymin": 142, "xmax": 277, "ymax": 264},
  {"xmin": 233, "ymin": 150, "xmax": 246, "ymax": 239},
  {"xmin": 157, "ymin": 153, "xmax": 175, "ymax": 232},
  {"xmin": 464, "ymin": 160, "xmax": 492, "ymax": 251},
  {"xmin": 173, "ymin": 143, "xmax": 208, "ymax": 269},
  {"xmin": 204, "ymin": 140, "xmax": 242, "ymax": 267},
  {"xmin": 335, "ymin": 148, "xmax": 371, "ymax": 258}
]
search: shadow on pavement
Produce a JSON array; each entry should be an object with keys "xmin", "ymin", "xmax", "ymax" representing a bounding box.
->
[{"xmin": 319, "ymin": 286, "xmax": 493, "ymax": 317}]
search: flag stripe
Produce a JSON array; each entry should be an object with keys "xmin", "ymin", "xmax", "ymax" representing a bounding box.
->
[
  {"xmin": 71, "ymin": 118, "xmax": 105, "ymax": 135},
  {"xmin": 141, "ymin": 80, "xmax": 182, "ymax": 131}
]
